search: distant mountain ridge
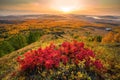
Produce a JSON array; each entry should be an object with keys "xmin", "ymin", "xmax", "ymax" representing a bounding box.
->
[{"xmin": 0, "ymin": 14, "xmax": 120, "ymax": 25}]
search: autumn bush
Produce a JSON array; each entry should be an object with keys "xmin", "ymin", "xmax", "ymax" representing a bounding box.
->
[
  {"xmin": 102, "ymin": 32, "xmax": 120, "ymax": 43},
  {"xmin": 17, "ymin": 41, "xmax": 105, "ymax": 79}
]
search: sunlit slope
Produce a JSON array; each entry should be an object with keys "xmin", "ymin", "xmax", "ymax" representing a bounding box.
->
[{"xmin": 0, "ymin": 30, "xmax": 120, "ymax": 79}]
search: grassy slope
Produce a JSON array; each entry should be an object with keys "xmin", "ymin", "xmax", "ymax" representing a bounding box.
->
[{"xmin": 0, "ymin": 27, "xmax": 120, "ymax": 80}]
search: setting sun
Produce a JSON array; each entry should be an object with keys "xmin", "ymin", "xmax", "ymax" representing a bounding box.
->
[
  {"xmin": 50, "ymin": 0, "xmax": 81, "ymax": 14},
  {"xmin": 60, "ymin": 7, "xmax": 73, "ymax": 13}
]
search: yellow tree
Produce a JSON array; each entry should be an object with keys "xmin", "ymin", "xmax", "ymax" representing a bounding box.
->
[
  {"xmin": 102, "ymin": 32, "xmax": 114, "ymax": 43},
  {"xmin": 114, "ymin": 32, "xmax": 120, "ymax": 43}
]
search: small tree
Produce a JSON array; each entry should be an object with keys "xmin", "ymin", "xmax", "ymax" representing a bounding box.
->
[
  {"xmin": 114, "ymin": 32, "xmax": 120, "ymax": 43},
  {"xmin": 95, "ymin": 35, "xmax": 102, "ymax": 42},
  {"xmin": 0, "ymin": 41, "xmax": 14, "ymax": 56},
  {"xmin": 102, "ymin": 32, "xmax": 114, "ymax": 43},
  {"xmin": 102, "ymin": 32, "xmax": 120, "ymax": 43},
  {"xmin": 9, "ymin": 34, "xmax": 27, "ymax": 50},
  {"xmin": 28, "ymin": 31, "xmax": 43, "ymax": 44}
]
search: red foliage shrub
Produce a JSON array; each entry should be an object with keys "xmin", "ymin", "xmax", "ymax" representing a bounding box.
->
[{"xmin": 17, "ymin": 41, "xmax": 104, "ymax": 71}]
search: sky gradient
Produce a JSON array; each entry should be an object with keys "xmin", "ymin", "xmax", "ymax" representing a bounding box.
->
[{"xmin": 0, "ymin": 0, "xmax": 120, "ymax": 15}]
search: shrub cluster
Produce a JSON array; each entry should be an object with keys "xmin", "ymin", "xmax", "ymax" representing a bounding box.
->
[
  {"xmin": 102, "ymin": 32, "xmax": 120, "ymax": 43},
  {"xmin": 17, "ymin": 41, "xmax": 105, "ymax": 79}
]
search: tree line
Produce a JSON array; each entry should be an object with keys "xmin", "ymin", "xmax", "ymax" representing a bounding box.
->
[{"xmin": 0, "ymin": 31, "xmax": 44, "ymax": 57}]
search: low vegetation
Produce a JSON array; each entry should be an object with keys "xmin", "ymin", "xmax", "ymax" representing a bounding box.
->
[{"xmin": 16, "ymin": 41, "xmax": 105, "ymax": 80}]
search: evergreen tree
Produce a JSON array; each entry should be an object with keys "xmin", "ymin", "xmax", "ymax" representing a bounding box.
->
[
  {"xmin": 28, "ymin": 31, "xmax": 43, "ymax": 44},
  {"xmin": 9, "ymin": 34, "xmax": 27, "ymax": 50},
  {"xmin": 0, "ymin": 41, "xmax": 14, "ymax": 56}
]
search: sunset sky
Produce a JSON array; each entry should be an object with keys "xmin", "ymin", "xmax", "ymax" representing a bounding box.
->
[{"xmin": 0, "ymin": 0, "xmax": 120, "ymax": 15}]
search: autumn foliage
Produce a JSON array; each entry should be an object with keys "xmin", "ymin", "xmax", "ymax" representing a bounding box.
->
[
  {"xmin": 17, "ymin": 41, "xmax": 104, "ymax": 72},
  {"xmin": 102, "ymin": 32, "xmax": 120, "ymax": 43}
]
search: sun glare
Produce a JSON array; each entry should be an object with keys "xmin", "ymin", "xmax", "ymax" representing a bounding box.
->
[
  {"xmin": 60, "ymin": 7, "xmax": 73, "ymax": 13},
  {"xmin": 50, "ymin": 0, "xmax": 82, "ymax": 14}
]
